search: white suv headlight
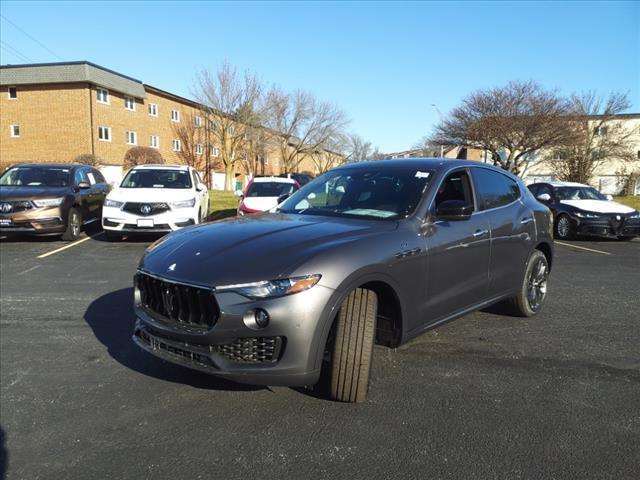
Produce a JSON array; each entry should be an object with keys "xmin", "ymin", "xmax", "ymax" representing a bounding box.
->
[
  {"xmin": 216, "ymin": 274, "xmax": 321, "ymax": 299},
  {"xmin": 170, "ymin": 198, "xmax": 196, "ymax": 208},
  {"xmin": 33, "ymin": 197, "xmax": 64, "ymax": 207},
  {"xmin": 104, "ymin": 199, "xmax": 124, "ymax": 208}
]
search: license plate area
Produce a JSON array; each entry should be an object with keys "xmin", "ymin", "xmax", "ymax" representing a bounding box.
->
[
  {"xmin": 0, "ymin": 218, "xmax": 12, "ymax": 226},
  {"xmin": 137, "ymin": 219, "xmax": 154, "ymax": 228}
]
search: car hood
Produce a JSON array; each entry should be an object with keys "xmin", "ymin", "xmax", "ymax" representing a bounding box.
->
[
  {"xmin": 140, "ymin": 213, "xmax": 397, "ymax": 287},
  {"xmin": 107, "ymin": 188, "xmax": 194, "ymax": 203},
  {"xmin": 0, "ymin": 186, "xmax": 70, "ymax": 200},
  {"xmin": 560, "ymin": 199, "xmax": 635, "ymax": 214}
]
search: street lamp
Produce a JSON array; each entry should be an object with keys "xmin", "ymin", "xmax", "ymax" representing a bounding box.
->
[{"xmin": 431, "ymin": 104, "xmax": 444, "ymax": 158}]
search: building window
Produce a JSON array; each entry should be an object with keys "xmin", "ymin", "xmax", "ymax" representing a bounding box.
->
[
  {"xmin": 637, "ymin": 150, "xmax": 640, "ymax": 160},
  {"xmin": 242, "ymin": 152, "xmax": 248, "ymax": 162},
  {"xmin": 594, "ymin": 126, "xmax": 608, "ymax": 136},
  {"xmin": 8, "ymin": 86, "xmax": 17, "ymax": 99},
  {"xmin": 194, "ymin": 115, "xmax": 202, "ymax": 127},
  {"xmin": 10, "ymin": 124, "xmax": 20, "ymax": 137},
  {"xmin": 196, "ymin": 144, "xmax": 203, "ymax": 155},
  {"xmin": 172, "ymin": 139, "xmax": 181, "ymax": 151},
  {"xmin": 171, "ymin": 109, "xmax": 180, "ymax": 122},
  {"xmin": 228, "ymin": 126, "xmax": 235, "ymax": 135},
  {"xmin": 150, "ymin": 135, "xmax": 159, "ymax": 148},
  {"xmin": 263, "ymin": 155, "xmax": 268, "ymax": 165},
  {"xmin": 148, "ymin": 103, "xmax": 158, "ymax": 117},
  {"xmin": 126, "ymin": 131, "xmax": 137, "ymax": 145},
  {"xmin": 124, "ymin": 96, "xmax": 136, "ymax": 111},
  {"xmin": 96, "ymin": 88, "xmax": 109, "ymax": 104},
  {"xmin": 98, "ymin": 126, "xmax": 111, "ymax": 141},
  {"xmin": 211, "ymin": 146, "xmax": 219, "ymax": 157}
]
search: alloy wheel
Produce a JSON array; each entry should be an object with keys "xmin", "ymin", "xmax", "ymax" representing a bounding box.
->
[
  {"xmin": 527, "ymin": 258, "xmax": 548, "ymax": 312},
  {"xmin": 70, "ymin": 212, "xmax": 81, "ymax": 237},
  {"xmin": 557, "ymin": 216, "xmax": 570, "ymax": 239}
]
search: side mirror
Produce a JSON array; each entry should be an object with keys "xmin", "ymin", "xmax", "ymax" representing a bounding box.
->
[
  {"xmin": 196, "ymin": 183, "xmax": 206, "ymax": 192},
  {"xmin": 77, "ymin": 182, "xmax": 91, "ymax": 190},
  {"xmin": 277, "ymin": 193, "xmax": 291, "ymax": 204},
  {"xmin": 234, "ymin": 190, "xmax": 244, "ymax": 198},
  {"xmin": 435, "ymin": 200, "xmax": 473, "ymax": 221},
  {"xmin": 537, "ymin": 193, "xmax": 551, "ymax": 202},
  {"xmin": 605, "ymin": 194, "xmax": 613, "ymax": 201}
]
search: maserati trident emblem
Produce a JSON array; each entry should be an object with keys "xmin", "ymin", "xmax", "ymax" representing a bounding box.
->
[
  {"xmin": 615, "ymin": 215, "xmax": 621, "ymax": 221},
  {"xmin": 0, "ymin": 202, "xmax": 11, "ymax": 213},
  {"xmin": 167, "ymin": 263, "xmax": 176, "ymax": 272},
  {"xmin": 140, "ymin": 204, "xmax": 152, "ymax": 215},
  {"xmin": 162, "ymin": 287, "xmax": 175, "ymax": 314}
]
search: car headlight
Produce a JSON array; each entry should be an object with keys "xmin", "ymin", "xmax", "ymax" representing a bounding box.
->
[
  {"xmin": 629, "ymin": 211, "xmax": 640, "ymax": 219},
  {"xmin": 170, "ymin": 198, "xmax": 196, "ymax": 208},
  {"xmin": 574, "ymin": 211, "xmax": 600, "ymax": 219},
  {"xmin": 216, "ymin": 274, "xmax": 321, "ymax": 299},
  {"xmin": 33, "ymin": 197, "xmax": 64, "ymax": 207},
  {"xmin": 104, "ymin": 199, "xmax": 124, "ymax": 208}
]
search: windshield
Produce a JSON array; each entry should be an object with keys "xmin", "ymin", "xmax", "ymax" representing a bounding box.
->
[
  {"xmin": 0, "ymin": 166, "xmax": 71, "ymax": 187},
  {"xmin": 556, "ymin": 186, "xmax": 606, "ymax": 201},
  {"xmin": 279, "ymin": 167, "xmax": 433, "ymax": 219},
  {"xmin": 120, "ymin": 169, "xmax": 192, "ymax": 189},
  {"xmin": 246, "ymin": 181, "xmax": 297, "ymax": 197}
]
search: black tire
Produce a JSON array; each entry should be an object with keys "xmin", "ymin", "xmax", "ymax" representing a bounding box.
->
[
  {"xmin": 61, "ymin": 207, "xmax": 82, "ymax": 241},
  {"xmin": 554, "ymin": 213, "xmax": 574, "ymax": 240},
  {"xmin": 508, "ymin": 250, "xmax": 549, "ymax": 317},
  {"xmin": 329, "ymin": 288, "xmax": 377, "ymax": 403},
  {"xmin": 104, "ymin": 231, "xmax": 122, "ymax": 242}
]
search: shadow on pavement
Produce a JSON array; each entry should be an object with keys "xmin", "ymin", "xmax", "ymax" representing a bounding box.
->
[
  {"xmin": 83, "ymin": 287, "xmax": 262, "ymax": 392},
  {"xmin": 0, "ymin": 428, "xmax": 7, "ymax": 480}
]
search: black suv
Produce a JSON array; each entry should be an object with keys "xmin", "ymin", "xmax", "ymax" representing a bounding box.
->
[{"xmin": 0, "ymin": 163, "xmax": 110, "ymax": 240}]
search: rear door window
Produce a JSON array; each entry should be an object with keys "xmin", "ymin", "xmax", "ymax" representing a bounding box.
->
[{"xmin": 472, "ymin": 168, "xmax": 521, "ymax": 211}]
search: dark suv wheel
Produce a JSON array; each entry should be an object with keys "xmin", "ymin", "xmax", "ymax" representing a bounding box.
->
[
  {"xmin": 509, "ymin": 250, "xmax": 549, "ymax": 317},
  {"xmin": 62, "ymin": 207, "xmax": 82, "ymax": 241},
  {"xmin": 554, "ymin": 214, "xmax": 574, "ymax": 240}
]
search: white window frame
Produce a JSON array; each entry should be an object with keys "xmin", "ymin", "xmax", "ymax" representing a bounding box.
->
[
  {"xmin": 194, "ymin": 115, "xmax": 202, "ymax": 127},
  {"xmin": 196, "ymin": 144, "xmax": 203, "ymax": 155},
  {"xmin": 148, "ymin": 103, "xmax": 158, "ymax": 117},
  {"xmin": 10, "ymin": 124, "xmax": 20, "ymax": 137},
  {"xmin": 124, "ymin": 96, "xmax": 136, "ymax": 111},
  {"xmin": 150, "ymin": 135, "xmax": 160, "ymax": 149},
  {"xmin": 172, "ymin": 139, "xmax": 181, "ymax": 151},
  {"xmin": 7, "ymin": 86, "xmax": 17, "ymax": 100},
  {"xmin": 98, "ymin": 125, "xmax": 112, "ymax": 142},
  {"xmin": 126, "ymin": 131, "xmax": 137, "ymax": 145},
  {"xmin": 211, "ymin": 146, "xmax": 219, "ymax": 157},
  {"xmin": 96, "ymin": 87, "xmax": 110, "ymax": 104},
  {"xmin": 228, "ymin": 126, "xmax": 235, "ymax": 135},
  {"xmin": 171, "ymin": 109, "xmax": 180, "ymax": 122}
]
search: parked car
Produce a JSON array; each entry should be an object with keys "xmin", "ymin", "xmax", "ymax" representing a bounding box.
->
[
  {"xmin": 131, "ymin": 159, "xmax": 554, "ymax": 402},
  {"xmin": 527, "ymin": 181, "xmax": 640, "ymax": 240},
  {"xmin": 279, "ymin": 172, "xmax": 314, "ymax": 186},
  {"xmin": 236, "ymin": 176, "xmax": 299, "ymax": 215},
  {"xmin": 101, "ymin": 164, "xmax": 209, "ymax": 241},
  {"xmin": 0, "ymin": 163, "xmax": 109, "ymax": 240}
]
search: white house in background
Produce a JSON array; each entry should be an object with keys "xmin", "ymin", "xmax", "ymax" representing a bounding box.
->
[{"xmin": 523, "ymin": 113, "xmax": 640, "ymax": 195}]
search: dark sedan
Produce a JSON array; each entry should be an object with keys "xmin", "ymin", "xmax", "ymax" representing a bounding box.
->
[
  {"xmin": 132, "ymin": 159, "xmax": 554, "ymax": 402},
  {"xmin": 527, "ymin": 181, "xmax": 640, "ymax": 240},
  {"xmin": 0, "ymin": 163, "xmax": 110, "ymax": 240}
]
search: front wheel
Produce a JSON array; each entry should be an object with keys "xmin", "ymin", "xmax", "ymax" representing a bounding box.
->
[
  {"xmin": 554, "ymin": 214, "xmax": 574, "ymax": 240},
  {"xmin": 329, "ymin": 288, "xmax": 377, "ymax": 403},
  {"xmin": 508, "ymin": 250, "xmax": 550, "ymax": 317},
  {"xmin": 62, "ymin": 207, "xmax": 82, "ymax": 241}
]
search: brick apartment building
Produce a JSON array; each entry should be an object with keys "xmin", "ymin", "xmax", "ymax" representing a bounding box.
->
[{"xmin": 0, "ymin": 61, "xmax": 318, "ymax": 188}]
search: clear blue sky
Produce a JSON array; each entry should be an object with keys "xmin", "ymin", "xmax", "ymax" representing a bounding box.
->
[{"xmin": 1, "ymin": 1, "xmax": 638, "ymax": 152}]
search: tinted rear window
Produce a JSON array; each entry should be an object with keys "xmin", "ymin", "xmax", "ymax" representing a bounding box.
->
[
  {"xmin": 472, "ymin": 168, "xmax": 521, "ymax": 210},
  {"xmin": 246, "ymin": 182, "xmax": 296, "ymax": 197}
]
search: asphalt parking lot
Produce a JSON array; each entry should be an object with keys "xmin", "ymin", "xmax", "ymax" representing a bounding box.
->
[{"xmin": 1, "ymin": 231, "xmax": 639, "ymax": 480}]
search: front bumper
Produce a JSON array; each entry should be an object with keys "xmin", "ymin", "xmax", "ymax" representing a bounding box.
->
[
  {"xmin": 132, "ymin": 278, "xmax": 337, "ymax": 386},
  {"xmin": 573, "ymin": 216, "xmax": 640, "ymax": 238},
  {"xmin": 102, "ymin": 206, "xmax": 196, "ymax": 233},
  {"xmin": 0, "ymin": 206, "xmax": 65, "ymax": 235}
]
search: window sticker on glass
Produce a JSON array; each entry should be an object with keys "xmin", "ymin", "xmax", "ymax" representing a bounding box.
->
[
  {"xmin": 87, "ymin": 172, "xmax": 96, "ymax": 185},
  {"xmin": 415, "ymin": 171, "xmax": 430, "ymax": 179}
]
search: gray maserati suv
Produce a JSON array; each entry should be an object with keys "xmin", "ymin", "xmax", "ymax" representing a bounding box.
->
[{"xmin": 132, "ymin": 159, "xmax": 554, "ymax": 402}]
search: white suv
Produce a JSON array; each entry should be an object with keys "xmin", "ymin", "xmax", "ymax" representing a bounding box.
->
[{"xmin": 102, "ymin": 165, "xmax": 209, "ymax": 240}]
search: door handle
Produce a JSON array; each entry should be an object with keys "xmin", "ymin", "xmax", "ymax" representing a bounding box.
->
[
  {"xmin": 473, "ymin": 229, "xmax": 489, "ymax": 238},
  {"xmin": 521, "ymin": 217, "xmax": 533, "ymax": 224}
]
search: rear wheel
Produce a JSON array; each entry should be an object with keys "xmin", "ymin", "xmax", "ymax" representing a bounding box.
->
[
  {"xmin": 508, "ymin": 250, "xmax": 549, "ymax": 317},
  {"xmin": 554, "ymin": 214, "xmax": 574, "ymax": 240},
  {"xmin": 62, "ymin": 207, "xmax": 82, "ymax": 241},
  {"xmin": 329, "ymin": 288, "xmax": 377, "ymax": 403}
]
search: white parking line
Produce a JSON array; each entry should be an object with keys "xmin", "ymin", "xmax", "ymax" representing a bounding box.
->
[
  {"xmin": 555, "ymin": 241, "xmax": 612, "ymax": 256},
  {"xmin": 36, "ymin": 233, "xmax": 102, "ymax": 259}
]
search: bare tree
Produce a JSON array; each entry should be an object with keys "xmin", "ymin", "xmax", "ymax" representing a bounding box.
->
[
  {"xmin": 310, "ymin": 136, "xmax": 347, "ymax": 173},
  {"xmin": 124, "ymin": 147, "xmax": 164, "ymax": 170},
  {"xmin": 171, "ymin": 110, "xmax": 206, "ymax": 171},
  {"xmin": 240, "ymin": 125, "xmax": 272, "ymax": 177},
  {"xmin": 544, "ymin": 92, "xmax": 637, "ymax": 184},
  {"xmin": 431, "ymin": 81, "xmax": 573, "ymax": 176},
  {"xmin": 73, "ymin": 153, "xmax": 103, "ymax": 166},
  {"xmin": 194, "ymin": 62, "xmax": 263, "ymax": 190},
  {"xmin": 264, "ymin": 88, "xmax": 348, "ymax": 173},
  {"xmin": 369, "ymin": 147, "xmax": 386, "ymax": 160},
  {"xmin": 345, "ymin": 134, "xmax": 372, "ymax": 162}
]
